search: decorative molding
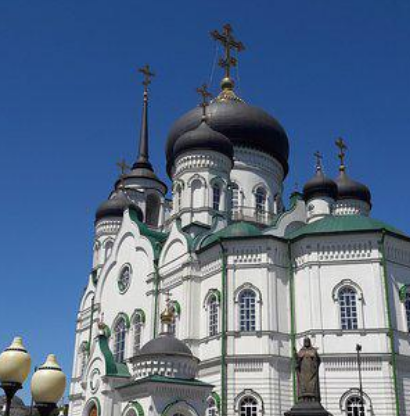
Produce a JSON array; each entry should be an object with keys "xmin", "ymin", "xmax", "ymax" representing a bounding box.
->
[{"xmin": 332, "ymin": 279, "xmax": 364, "ymax": 302}]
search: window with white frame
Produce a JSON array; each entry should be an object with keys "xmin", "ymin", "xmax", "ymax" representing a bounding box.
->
[
  {"xmin": 113, "ymin": 318, "xmax": 127, "ymax": 362},
  {"xmin": 231, "ymin": 183, "xmax": 239, "ymax": 213},
  {"xmin": 239, "ymin": 289, "xmax": 256, "ymax": 332},
  {"xmin": 105, "ymin": 240, "xmax": 114, "ymax": 260},
  {"xmin": 206, "ymin": 397, "xmax": 218, "ymax": 416},
  {"xmin": 239, "ymin": 396, "xmax": 258, "ymax": 416},
  {"xmin": 175, "ymin": 184, "xmax": 182, "ymax": 211},
  {"xmin": 212, "ymin": 184, "xmax": 221, "ymax": 211},
  {"xmin": 338, "ymin": 286, "xmax": 358, "ymax": 330},
  {"xmin": 208, "ymin": 294, "xmax": 219, "ymax": 337},
  {"xmin": 255, "ymin": 186, "xmax": 267, "ymax": 216},
  {"xmin": 132, "ymin": 313, "xmax": 143, "ymax": 355},
  {"xmin": 78, "ymin": 343, "xmax": 88, "ymax": 377},
  {"xmin": 405, "ymin": 292, "xmax": 410, "ymax": 332},
  {"xmin": 346, "ymin": 395, "xmax": 365, "ymax": 416}
]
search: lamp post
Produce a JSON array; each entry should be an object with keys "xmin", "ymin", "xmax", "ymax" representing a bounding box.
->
[
  {"xmin": 0, "ymin": 337, "xmax": 66, "ymax": 416},
  {"xmin": 356, "ymin": 344, "xmax": 364, "ymax": 412},
  {"xmin": 31, "ymin": 354, "xmax": 66, "ymax": 416},
  {"xmin": 0, "ymin": 337, "xmax": 31, "ymax": 416}
]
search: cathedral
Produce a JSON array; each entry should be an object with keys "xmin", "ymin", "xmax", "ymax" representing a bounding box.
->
[{"xmin": 68, "ymin": 25, "xmax": 410, "ymax": 416}]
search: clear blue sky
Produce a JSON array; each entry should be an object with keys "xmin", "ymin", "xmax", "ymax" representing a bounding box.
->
[{"xmin": 1, "ymin": 0, "xmax": 410, "ymax": 404}]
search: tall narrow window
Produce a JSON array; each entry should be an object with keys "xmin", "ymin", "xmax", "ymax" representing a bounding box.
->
[
  {"xmin": 346, "ymin": 396, "xmax": 365, "ymax": 416},
  {"xmin": 208, "ymin": 294, "xmax": 219, "ymax": 337},
  {"xmin": 255, "ymin": 187, "xmax": 267, "ymax": 219},
  {"xmin": 113, "ymin": 318, "xmax": 127, "ymax": 362},
  {"xmin": 212, "ymin": 184, "xmax": 221, "ymax": 211},
  {"xmin": 239, "ymin": 289, "xmax": 256, "ymax": 332},
  {"xmin": 405, "ymin": 292, "xmax": 410, "ymax": 332},
  {"xmin": 206, "ymin": 397, "xmax": 218, "ymax": 416},
  {"xmin": 177, "ymin": 186, "xmax": 182, "ymax": 211},
  {"xmin": 239, "ymin": 396, "xmax": 258, "ymax": 416},
  {"xmin": 105, "ymin": 240, "xmax": 113, "ymax": 261},
  {"xmin": 146, "ymin": 194, "xmax": 160, "ymax": 228},
  {"xmin": 338, "ymin": 287, "xmax": 358, "ymax": 330},
  {"xmin": 133, "ymin": 314, "xmax": 143, "ymax": 355},
  {"xmin": 78, "ymin": 343, "xmax": 88, "ymax": 377},
  {"xmin": 231, "ymin": 183, "xmax": 239, "ymax": 215}
]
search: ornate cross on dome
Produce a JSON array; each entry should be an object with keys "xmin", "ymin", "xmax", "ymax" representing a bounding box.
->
[
  {"xmin": 314, "ymin": 150, "xmax": 323, "ymax": 170},
  {"xmin": 138, "ymin": 64, "xmax": 155, "ymax": 93},
  {"xmin": 211, "ymin": 23, "xmax": 245, "ymax": 83},
  {"xmin": 335, "ymin": 137, "xmax": 347, "ymax": 171},
  {"xmin": 196, "ymin": 83, "xmax": 212, "ymax": 118},
  {"xmin": 116, "ymin": 158, "xmax": 130, "ymax": 189}
]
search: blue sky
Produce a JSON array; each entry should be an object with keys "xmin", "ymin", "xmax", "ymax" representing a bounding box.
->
[{"xmin": 1, "ymin": 0, "xmax": 410, "ymax": 404}]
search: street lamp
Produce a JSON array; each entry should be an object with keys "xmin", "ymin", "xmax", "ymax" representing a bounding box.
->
[
  {"xmin": 0, "ymin": 337, "xmax": 31, "ymax": 416},
  {"xmin": 31, "ymin": 354, "xmax": 66, "ymax": 416}
]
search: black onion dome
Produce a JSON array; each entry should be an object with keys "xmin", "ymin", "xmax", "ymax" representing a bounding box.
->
[
  {"xmin": 95, "ymin": 190, "xmax": 143, "ymax": 222},
  {"xmin": 173, "ymin": 120, "xmax": 233, "ymax": 162},
  {"xmin": 303, "ymin": 168, "xmax": 338, "ymax": 201},
  {"xmin": 140, "ymin": 334, "xmax": 193, "ymax": 357},
  {"xmin": 335, "ymin": 170, "xmax": 371, "ymax": 205},
  {"xmin": 166, "ymin": 99, "xmax": 289, "ymax": 176}
]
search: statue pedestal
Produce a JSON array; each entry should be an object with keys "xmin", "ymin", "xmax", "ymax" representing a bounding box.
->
[{"xmin": 284, "ymin": 401, "xmax": 333, "ymax": 416}]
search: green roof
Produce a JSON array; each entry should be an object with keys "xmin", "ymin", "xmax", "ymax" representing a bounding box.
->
[
  {"xmin": 200, "ymin": 221, "xmax": 262, "ymax": 249},
  {"xmin": 117, "ymin": 374, "xmax": 213, "ymax": 390},
  {"xmin": 98, "ymin": 336, "xmax": 130, "ymax": 378},
  {"xmin": 286, "ymin": 215, "xmax": 408, "ymax": 240}
]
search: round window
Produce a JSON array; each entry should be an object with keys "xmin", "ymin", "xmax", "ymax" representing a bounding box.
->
[{"xmin": 118, "ymin": 265, "xmax": 132, "ymax": 293}]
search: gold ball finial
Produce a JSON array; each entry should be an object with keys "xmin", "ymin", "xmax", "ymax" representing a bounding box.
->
[
  {"xmin": 221, "ymin": 77, "xmax": 234, "ymax": 91},
  {"xmin": 160, "ymin": 292, "xmax": 175, "ymax": 325}
]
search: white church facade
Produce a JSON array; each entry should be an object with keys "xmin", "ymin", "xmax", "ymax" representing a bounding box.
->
[{"xmin": 68, "ymin": 26, "xmax": 410, "ymax": 416}]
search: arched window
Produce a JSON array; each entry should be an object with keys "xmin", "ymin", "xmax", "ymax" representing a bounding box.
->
[
  {"xmin": 405, "ymin": 292, "xmax": 410, "ymax": 332},
  {"xmin": 208, "ymin": 294, "xmax": 219, "ymax": 337},
  {"xmin": 176, "ymin": 185, "xmax": 182, "ymax": 211},
  {"xmin": 239, "ymin": 289, "xmax": 256, "ymax": 332},
  {"xmin": 231, "ymin": 183, "xmax": 239, "ymax": 213},
  {"xmin": 206, "ymin": 397, "xmax": 218, "ymax": 416},
  {"xmin": 255, "ymin": 187, "xmax": 267, "ymax": 219},
  {"xmin": 88, "ymin": 404, "xmax": 98, "ymax": 416},
  {"xmin": 78, "ymin": 343, "xmax": 88, "ymax": 377},
  {"xmin": 212, "ymin": 184, "xmax": 221, "ymax": 211},
  {"xmin": 105, "ymin": 240, "xmax": 114, "ymax": 261},
  {"xmin": 132, "ymin": 313, "xmax": 143, "ymax": 355},
  {"xmin": 113, "ymin": 318, "xmax": 127, "ymax": 362},
  {"xmin": 338, "ymin": 286, "xmax": 358, "ymax": 330},
  {"xmin": 239, "ymin": 396, "xmax": 258, "ymax": 416},
  {"xmin": 146, "ymin": 194, "xmax": 160, "ymax": 227},
  {"xmin": 346, "ymin": 396, "xmax": 365, "ymax": 416}
]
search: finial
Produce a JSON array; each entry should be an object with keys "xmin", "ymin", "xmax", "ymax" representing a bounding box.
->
[
  {"xmin": 210, "ymin": 23, "xmax": 245, "ymax": 91},
  {"xmin": 196, "ymin": 83, "xmax": 212, "ymax": 121},
  {"xmin": 116, "ymin": 159, "xmax": 131, "ymax": 189},
  {"xmin": 314, "ymin": 151, "xmax": 323, "ymax": 171},
  {"xmin": 138, "ymin": 64, "xmax": 155, "ymax": 96},
  {"xmin": 335, "ymin": 137, "xmax": 347, "ymax": 172},
  {"xmin": 160, "ymin": 291, "xmax": 175, "ymax": 327}
]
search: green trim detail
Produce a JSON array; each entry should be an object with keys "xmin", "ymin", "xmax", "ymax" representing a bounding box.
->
[
  {"xmin": 153, "ymin": 260, "xmax": 160, "ymax": 338},
  {"xmin": 123, "ymin": 401, "xmax": 145, "ymax": 416},
  {"xmin": 98, "ymin": 335, "xmax": 131, "ymax": 378},
  {"xmin": 211, "ymin": 392, "xmax": 221, "ymax": 411},
  {"xmin": 171, "ymin": 300, "xmax": 181, "ymax": 315},
  {"xmin": 380, "ymin": 232, "xmax": 400, "ymax": 416},
  {"xmin": 208, "ymin": 289, "xmax": 222, "ymax": 304},
  {"xmin": 399, "ymin": 285, "xmax": 409, "ymax": 303},
  {"xmin": 133, "ymin": 308, "xmax": 146, "ymax": 324},
  {"xmin": 85, "ymin": 397, "xmax": 101, "ymax": 416},
  {"xmin": 287, "ymin": 241, "xmax": 297, "ymax": 403},
  {"xmin": 176, "ymin": 217, "xmax": 194, "ymax": 251},
  {"xmin": 88, "ymin": 296, "xmax": 95, "ymax": 354},
  {"xmin": 114, "ymin": 312, "xmax": 131, "ymax": 330}
]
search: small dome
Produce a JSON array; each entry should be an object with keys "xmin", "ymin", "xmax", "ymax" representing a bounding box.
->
[
  {"xmin": 335, "ymin": 170, "xmax": 371, "ymax": 205},
  {"xmin": 140, "ymin": 334, "xmax": 193, "ymax": 357},
  {"xmin": 95, "ymin": 190, "xmax": 143, "ymax": 222},
  {"xmin": 173, "ymin": 120, "xmax": 233, "ymax": 163},
  {"xmin": 166, "ymin": 99, "xmax": 289, "ymax": 176},
  {"xmin": 303, "ymin": 167, "xmax": 338, "ymax": 201}
]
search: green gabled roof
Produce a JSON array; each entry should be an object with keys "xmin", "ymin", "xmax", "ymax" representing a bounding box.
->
[
  {"xmin": 286, "ymin": 215, "xmax": 408, "ymax": 240},
  {"xmin": 199, "ymin": 221, "xmax": 262, "ymax": 249},
  {"xmin": 98, "ymin": 336, "xmax": 130, "ymax": 378},
  {"xmin": 129, "ymin": 208, "xmax": 169, "ymax": 258},
  {"xmin": 117, "ymin": 374, "xmax": 213, "ymax": 390}
]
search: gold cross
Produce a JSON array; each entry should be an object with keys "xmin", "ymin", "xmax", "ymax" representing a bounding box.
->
[
  {"xmin": 211, "ymin": 23, "xmax": 245, "ymax": 80},
  {"xmin": 335, "ymin": 137, "xmax": 347, "ymax": 170},
  {"xmin": 116, "ymin": 159, "xmax": 130, "ymax": 189},
  {"xmin": 314, "ymin": 150, "xmax": 323, "ymax": 170},
  {"xmin": 138, "ymin": 64, "xmax": 155, "ymax": 92},
  {"xmin": 196, "ymin": 83, "xmax": 212, "ymax": 117}
]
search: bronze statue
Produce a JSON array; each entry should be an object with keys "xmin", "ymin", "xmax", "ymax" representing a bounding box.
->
[{"xmin": 295, "ymin": 337, "xmax": 321, "ymax": 402}]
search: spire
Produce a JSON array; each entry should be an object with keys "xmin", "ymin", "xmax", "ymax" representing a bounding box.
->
[
  {"xmin": 133, "ymin": 64, "xmax": 155, "ymax": 171},
  {"xmin": 210, "ymin": 23, "xmax": 245, "ymax": 102},
  {"xmin": 314, "ymin": 150, "xmax": 323, "ymax": 172},
  {"xmin": 335, "ymin": 137, "xmax": 348, "ymax": 172}
]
